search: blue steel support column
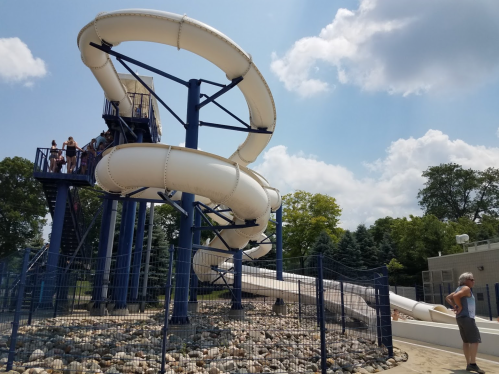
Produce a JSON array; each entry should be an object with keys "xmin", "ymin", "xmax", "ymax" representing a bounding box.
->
[
  {"xmin": 170, "ymin": 79, "xmax": 200, "ymax": 326},
  {"xmin": 113, "ymin": 199, "xmax": 137, "ymax": 313},
  {"xmin": 112, "ymin": 201, "xmax": 128, "ymax": 302},
  {"xmin": 130, "ymin": 202, "xmax": 147, "ymax": 302},
  {"xmin": 188, "ymin": 210, "xmax": 201, "ymax": 312},
  {"xmin": 273, "ymin": 206, "xmax": 286, "ymax": 314},
  {"xmin": 112, "ymin": 131, "xmax": 142, "ymax": 314},
  {"xmin": 40, "ymin": 181, "xmax": 68, "ymax": 308},
  {"xmin": 91, "ymin": 197, "xmax": 112, "ymax": 311},
  {"xmin": 229, "ymin": 249, "xmax": 244, "ymax": 320}
]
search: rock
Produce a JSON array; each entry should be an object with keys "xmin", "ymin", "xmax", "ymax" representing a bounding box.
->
[
  {"xmin": 307, "ymin": 363, "xmax": 319, "ymax": 372},
  {"xmin": 64, "ymin": 362, "xmax": 83, "ymax": 374},
  {"xmin": 224, "ymin": 361, "xmax": 235, "ymax": 371},
  {"xmin": 30, "ymin": 350, "xmax": 45, "ymax": 361},
  {"xmin": 206, "ymin": 348, "xmax": 219, "ymax": 359},
  {"xmin": 52, "ymin": 360, "xmax": 63, "ymax": 370},
  {"xmin": 208, "ymin": 368, "xmax": 219, "ymax": 374},
  {"xmin": 187, "ymin": 350, "xmax": 202, "ymax": 358}
]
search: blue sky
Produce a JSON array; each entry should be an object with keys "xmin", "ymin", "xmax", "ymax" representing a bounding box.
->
[{"xmin": 2, "ymin": 0, "xmax": 499, "ymax": 228}]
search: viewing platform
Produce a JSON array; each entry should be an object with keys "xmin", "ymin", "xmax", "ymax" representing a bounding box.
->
[
  {"xmin": 33, "ymin": 147, "xmax": 97, "ymax": 187},
  {"xmin": 102, "ymin": 73, "xmax": 162, "ymax": 144}
]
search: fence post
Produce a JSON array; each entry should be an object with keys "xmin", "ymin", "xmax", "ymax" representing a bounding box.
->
[
  {"xmin": 7, "ymin": 248, "xmax": 31, "ymax": 371},
  {"xmin": 298, "ymin": 280, "xmax": 302, "ymax": 324},
  {"xmin": 0, "ymin": 262, "xmax": 4, "ymax": 299},
  {"xmin": 315, "ymin": 277, "xmax": 320, "ymax": 327},
  {"xmin": 380, "ymin": 266, "xmax": 394, "ymax": 358},
  {"xmin": 3, "ymin": 271, "xmax": 11, "ymax": 311},
  {"xmin": 160, "ymin": 245, "xmax": 175, "ymax": 374},
  {"xmin": 486, "ymin": 284, "xmax": 492, "ymax": 321},
  {"xmin": 27, "ymin": 265, "xmax": 40, "ymax": 325},
  {"xmin": 340, "ymin": 280, "xmax": 346, "ymax": 334},
  {"xmin": 394, "ymin": 284, "xmax": 398, "ymax": 295},
  {"xmin": 495, "ymin": 283, "xmax": 499, "ymax": 318},
  {"xmin": 374, "ymin": 276, "xmax": 382, "ymax": 347},
  {"xmin": 414, "ymin": 283, "xmax": 418, "ymax": 301},
  {"xmin": 317, "ymin": 254, "xmax": 327, "ymax": 374},
  {"xmin": 439, "ymin": 284, "xmax": 444, "ymax": 305}
]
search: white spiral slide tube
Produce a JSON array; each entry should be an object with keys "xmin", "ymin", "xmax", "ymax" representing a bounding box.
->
[
  {"xmin": 78, "ymin": 9, "xmax": 280, "ymax": 282},
  {"xmin": 79, "ymin": 10, "xmax": 469, "ymax": 328}
]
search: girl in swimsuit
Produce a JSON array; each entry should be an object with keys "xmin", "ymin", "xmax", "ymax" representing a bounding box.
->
[
  {"xmin": 55, "ymin": 150, "xmax": 66, "ymax": 173},
  {"xmin": 62, "ymin": 136, "xmax": 83, "ymax": 174},
  {"xmin": 80, "ymin": 151, "xmax": 88, "ymax": 175},
  {"xmin": 49, "ymin": 140, "xmax": 58, "ymax": 172}
]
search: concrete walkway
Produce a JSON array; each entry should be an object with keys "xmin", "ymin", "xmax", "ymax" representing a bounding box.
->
[{"xmin": 389, "ymin": 337, "xmax": 499, "ymax": 373}]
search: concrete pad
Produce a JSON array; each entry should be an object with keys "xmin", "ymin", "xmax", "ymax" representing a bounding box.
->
[
  {"xmin": 392, "ymin": 319, "xmax": 499, "ymax": 357},
  {"xmin": 390, "ymin": 337, "xmax": 499, "ymax": 374}
]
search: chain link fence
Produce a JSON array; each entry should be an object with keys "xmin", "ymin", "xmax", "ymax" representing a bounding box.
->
[{"xmin": 0, "ymin": 247, "xmax": 395, "ymax": 374}]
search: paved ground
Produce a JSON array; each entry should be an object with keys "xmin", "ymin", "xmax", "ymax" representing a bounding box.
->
[{"xmin": 389, "ymin": 337, "xmax": 499, "ymax": 374}]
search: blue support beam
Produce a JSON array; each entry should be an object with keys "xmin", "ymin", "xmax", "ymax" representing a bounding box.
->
[
  {"xmin": 230, "ymin": 249, "xmax": 243, "ymax": 313},
  {"xmin": 112, "ymin": 199, "xmax": 137, "ymax": 312},
  {"xmin": 92, "ymin": 197, "xmax": 112, "ymax": 310},
  {"xmin": 189, "ymin": 211, "xmax": 201, "ymax": 309},
  {"xmin": 130, "ymin": 202, "xmax": 147, "ymax": 301},
  {"xmin": 40, "ymin": 182, "xmax": 68, "ymax": 308},
  {"xmin": 170, "ymin": 78, "xmax": 200, "ymax": 325}
]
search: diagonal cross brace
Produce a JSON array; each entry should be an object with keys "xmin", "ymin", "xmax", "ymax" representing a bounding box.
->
[
  {"xmin": 89, "ymin": 42, "xmax": 189, "ymax": 87},
  {"xmin": 116, "ymin": 57, "xmax": 186, "ymax": 128},
  {"xmin": 196, "ymin": 76, "xmax": 243, "ymax": 110},
  {"xmin": 157, "ymin": 191, "xmax": 188, "ymax": 216}
]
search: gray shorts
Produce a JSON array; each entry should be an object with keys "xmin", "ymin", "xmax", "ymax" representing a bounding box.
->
[{"xmin": 456, "ymin": 316, "xmax": 481, "ymax": 344}]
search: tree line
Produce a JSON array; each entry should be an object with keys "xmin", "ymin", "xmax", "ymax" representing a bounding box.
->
[{"xmin": 2, "ymin": 156, "xmax": 499, "ymax": 286}]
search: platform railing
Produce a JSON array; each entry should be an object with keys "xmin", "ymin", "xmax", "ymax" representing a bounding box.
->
[
  {"xmin": 102, "ymin": 92, "xmax": 160, "ymax": 143},
  {"xmin": 33, "ymin": 148, "xmax": 97, "ymax": 184}
]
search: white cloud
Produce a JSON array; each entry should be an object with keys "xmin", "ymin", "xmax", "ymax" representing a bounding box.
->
[
  {"xmin": 0, "ymin": 37, "xmax": 47, "ymax": 85},
  {"xmin": 271, "ymin": 0, "xmax": 499, "ymax": 97},
  {"xmin": 254, "ymin": 130, "xmax": 499, "ymax": 229}
]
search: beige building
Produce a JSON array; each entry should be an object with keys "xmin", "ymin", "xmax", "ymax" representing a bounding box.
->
[{"xmin": 425, "ymin": 242, "xmax": 499, "ymax": 318}]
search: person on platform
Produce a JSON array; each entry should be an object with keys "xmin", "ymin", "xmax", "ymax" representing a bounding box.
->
[
  {"xmin": 62, "ymin": 136, "xmax": 83, "ymax": 174},
  {"xmin": 94, "ymin": 131, "xmax": 107, "ymax": 150},
  {"xmin": 49, "ymin": 140, "xmax": 58, "ymax": 172},
  {"xmin": 445, "ymin": 273, "xmax": 485, "ymax": 373},
  {"xmin": 54, "ymin": 150, "xmax": 66, "ymax": 173},
  {"xmin": 80, "ymin": 151, "xmax": 88, "ymax": 175},
  {"xmin": 87, "ymin": 139, "xmax": 97, "ymax": 157}
]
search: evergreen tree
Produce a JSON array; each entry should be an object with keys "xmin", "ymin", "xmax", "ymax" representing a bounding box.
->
[
  {"xmin": 378, "ymin": 232, "xmax": 395, "ymax": 265},
  {"xmin": 304, "ymin": 231, "xmax": 336, "ymax": 273},
  {"xmin": 142, "ymin": 208, "xmax": 170, "ymax": 303},
  {"xmin": 335, "ymin": 230, "xmax": 363, "ymax": 269},
  {"xmin": 354, "ymin": 224, "xmax": 379, "ymax": 269}
]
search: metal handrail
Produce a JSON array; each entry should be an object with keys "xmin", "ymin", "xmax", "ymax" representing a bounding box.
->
[{"xmin": 33, "ymin": 148, "xmax": 97, "ymax": 184}]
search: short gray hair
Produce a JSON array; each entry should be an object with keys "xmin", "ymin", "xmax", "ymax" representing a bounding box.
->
[{"xmin": 459, "ymin": 272, "xmax": 473, "ymax": 286}]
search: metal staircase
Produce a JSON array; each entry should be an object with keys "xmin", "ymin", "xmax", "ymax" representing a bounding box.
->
[{"xmin": 41, "ymin": 183, "xmax": 87, "ymax": 257}]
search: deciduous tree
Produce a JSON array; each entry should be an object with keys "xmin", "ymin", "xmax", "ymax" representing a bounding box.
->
[
  {"xmin": 282, "ymin": 191, "xmax": 342, "ymax": 272},
  {"xmin": 418, "ymin": 163, "xmax": 499, "ymax": 222},
  {"xmin": 0, "ymin": 157, "xmax": 47, "ymax": 258}
]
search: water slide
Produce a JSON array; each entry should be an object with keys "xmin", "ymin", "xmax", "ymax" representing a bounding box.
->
[{"xmin": 79, "ymin": 9, "xmax": 480, "ymax": 327}]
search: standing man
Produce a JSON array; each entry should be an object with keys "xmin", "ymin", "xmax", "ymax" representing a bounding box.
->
[{"xmin": 445, "ymin": 272, "xmax": 485, "ymax": 373}]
